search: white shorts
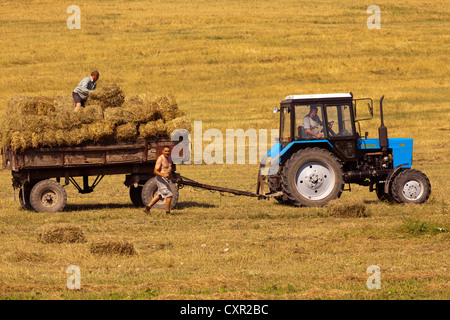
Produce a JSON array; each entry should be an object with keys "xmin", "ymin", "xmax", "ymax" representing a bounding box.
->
[{"xmin": 156, "ymin": 176, "xmax": 173, "ymax": 199}]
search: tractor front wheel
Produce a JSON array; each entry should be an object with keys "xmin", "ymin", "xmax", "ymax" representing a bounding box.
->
[
  {"xmin": 391, "ymin": 169, "xmax": 431, "ymax": 204},
  {"xmin": 281, "ymin": 148, "xmax": 344, "ymax": 207}
]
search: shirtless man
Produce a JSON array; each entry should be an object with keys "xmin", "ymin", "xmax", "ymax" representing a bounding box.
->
[{"xmin": 143, "ymin": 146, "xmax": 174, "ymax": 215}]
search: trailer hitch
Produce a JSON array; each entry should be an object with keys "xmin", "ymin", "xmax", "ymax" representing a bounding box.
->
[{"xmin": 176, "ymin": 174, "xmax": 282, "ymax": 199}]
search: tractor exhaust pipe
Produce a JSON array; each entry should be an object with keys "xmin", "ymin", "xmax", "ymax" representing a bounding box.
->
[{"xmin": 378, "ymin": 95, "xmax": 388, "ymax": 149}]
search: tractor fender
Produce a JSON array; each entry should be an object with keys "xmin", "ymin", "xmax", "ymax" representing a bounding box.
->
[
  {"xmin": 384, "ymin": 163, "xmax": 409, "ymax": 194},
  {"xmin": 279, "ymin": 140, "xmax": 334, "ymax": 162}
]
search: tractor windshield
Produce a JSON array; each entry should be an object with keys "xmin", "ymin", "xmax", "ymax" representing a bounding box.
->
[
  {"xmin": 325, "ymin": 105, "xmax": 354, "ymax": 137},
  {"xmin": 294, "ymin": 104, "xmax": 324, "ymax": 139}
]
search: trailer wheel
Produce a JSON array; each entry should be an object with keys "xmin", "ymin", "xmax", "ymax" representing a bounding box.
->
[
  {"xmin": 129, "ymin": 184, "xmax": 144, "ymax": 207},
  {"xmin": 19, "ymin": 187, "xmax": 33, "ymax": 210},
  {"xmin": 29, "ymin": 180, "xmax": 67, "ymax": 213},
  {"xmin": 375, "ymin": 182, "xmax": 394, "ymax": 203},
  {"xmin": 141, "ymin": 177, "xmax": 179, "ymax": 210},
  {"xmin": 281, "ymin": 148, "xmax": 344, "ymax": 207},
  {"xmin": 391, "ymin": 169, "xmax": 431, "ymax": 204}
]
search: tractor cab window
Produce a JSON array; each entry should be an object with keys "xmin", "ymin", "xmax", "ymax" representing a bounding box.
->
[
  {"xmin": 280, "ymin": 105, "xmax": 291, "ymax": 142},
  {"xmin": 295, "ymin": 104, "xmax": 325, "ymax": 140},
  {"xmin": 325, "ymin": 105, "xmax": 354, "ymax": 137}
]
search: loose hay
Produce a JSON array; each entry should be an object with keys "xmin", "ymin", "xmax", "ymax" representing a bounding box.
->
[
  {"xmin": 326, "ymin": 199, "xmax": 369, "ymax": 218},
  {"xmin": 37, "ymin": 225, "xmax": 87, "ymax": 244},
  {"xmin": 1, "ymin": 83, "xmax": 190, "ymax": 150},
  {"xmin": 90, "ymin": 240, "xmax": 137, "ymax": 256}
]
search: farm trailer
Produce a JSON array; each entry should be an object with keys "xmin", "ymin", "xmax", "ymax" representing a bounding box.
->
[{"xmin": 2, "ymin": 138, "xmax": 180, "ymax": 212}]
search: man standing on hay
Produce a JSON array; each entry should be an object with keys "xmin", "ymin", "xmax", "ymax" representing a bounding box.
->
[
  {"xmin": 143, "ymin": 146, "xmax": 175, "ymax": 215},
  {"xmin": 72, "ymin": 70, "xmax": 100, "ymax": 112}
]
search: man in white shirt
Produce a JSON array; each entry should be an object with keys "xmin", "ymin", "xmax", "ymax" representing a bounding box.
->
[{"xmin": 73, "ymin": 70, "xmax": 99, "ymax": 112}]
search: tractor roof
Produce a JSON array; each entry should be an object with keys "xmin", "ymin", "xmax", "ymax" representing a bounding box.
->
[{"xmin": 281, "ymin": 93, "xmax": 353, "ymax": 104}]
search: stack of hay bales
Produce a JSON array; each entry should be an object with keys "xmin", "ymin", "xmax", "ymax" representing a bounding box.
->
[{"xmin": 0, "ymin": 83, "xmax": 191, "ymax": 151}]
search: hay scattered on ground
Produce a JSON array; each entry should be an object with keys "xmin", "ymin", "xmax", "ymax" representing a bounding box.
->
[
  {"xmin": 37, "ymin": 225, "xmax": 87, "ymax": 244},
  {"xmin": 7, "ymin": 249, "xmax": 45, "ymax": 263},
  {"xmin": 90, "ymin": 239, "xmax": 137, "ymax": 256},
  {"xmin": 1, "ymin": 83, "xmax": 190, "ymax": 150},
  {"xmin": 326, "ymin": 199, "xmax": 369, "ymax": 218}
]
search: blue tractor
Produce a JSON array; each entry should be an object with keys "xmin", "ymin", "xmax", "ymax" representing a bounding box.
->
[{"xmin": 264, "ymin": 93, "xmax": 431, "ymax": 206}]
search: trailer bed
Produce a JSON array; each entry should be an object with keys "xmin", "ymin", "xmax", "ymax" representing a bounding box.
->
[{"xmin": 2, "ymin": 138, "xmax": 172, "ymax": 171}]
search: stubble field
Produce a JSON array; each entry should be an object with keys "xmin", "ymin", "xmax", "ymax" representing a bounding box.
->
[{"xmin": 0, "ymin": 0, "xmax": 449, "ymax": 300}]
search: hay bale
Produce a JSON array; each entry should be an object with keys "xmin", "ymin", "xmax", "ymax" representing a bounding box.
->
[
  {"xmin": 88, "ymin": 83, "xmax": 125, "ymax": 109},
  {"xmin": 50, "ymin": 103, "xmax": 82, "ymax": 130},
  {"xmin": 87, "ymin": 120, "xmax": 115, "ymax": 142},
  {"xmin": 37, "ymin": 225, "xmax": 87, "ymax": 244},
  {"xmin": 165, "ymin": 116, "xmax": 192, "ymax": 136},
  {"xmin": 326, "ymin": 199, "xmax": 369, "ymax": 218},
  {"xmin": 123, "ymin": 94, "xmax": 164, "ymax": 123},
  {"xmin": 154, "ymin": 95, "xmax": 183, "ymax": 122},
  {"xmin": 139, "ymin": 119, "xmax": 167, "ymax": 138},
  {"xmin": 63, "ymin": 125, "xmax": 90, "ymax": 146},
  {"xmin": 82, "ymin": 104, "xmax": 104, "ymax": 124},
  {"xmin": 1, "ymin": 88, "xmax": 190, "ymax": 150},
  {"xmin": 116, "ymin": 122, "xmax": 137, "ymax": 141},
  {"xmin": 104, "ymin": 107, "xmax": 133, "ymax": 124},
  {"xmin": 8, "ymin": 95, "xmax": 55, "ymax": 116},
  {"xmin": 10, "ymin": 131, "xmax": 33, "ymax": 151},
  {"xmin": 90, "ymin": 239, "xmax": 137, "ymax": 256}
]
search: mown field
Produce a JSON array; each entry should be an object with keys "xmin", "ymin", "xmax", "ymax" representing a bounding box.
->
[{"xmin": 0, "ymin": 0, "xmax": 449, "ymax": 300}]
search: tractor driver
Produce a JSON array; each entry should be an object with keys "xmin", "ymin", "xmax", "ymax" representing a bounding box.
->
[{"xmin": 303, "ymin": 106, "xmax": 334, "ymax": 138}]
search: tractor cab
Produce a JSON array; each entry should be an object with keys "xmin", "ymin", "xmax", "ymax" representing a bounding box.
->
[
  {"xmin": 267, "ymin": 93, "xmax": 430, "ymax": 207},
  {"xmin": 276, "ymin": 93, "xmax": 369, "ymax": 161}
]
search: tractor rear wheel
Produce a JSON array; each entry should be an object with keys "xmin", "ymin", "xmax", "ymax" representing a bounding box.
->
[
  {"xmin": 281, "ymin": 148, "xmax": 344, "ymax": 207},
  {"xmin": 391, "ymin": 169, "xmax": 431, "ymax": 204}
]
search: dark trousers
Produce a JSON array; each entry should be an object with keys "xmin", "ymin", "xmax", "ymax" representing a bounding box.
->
[{"xmin": 72, "ymin": 92, "xmax": 86, "ymax": 107}]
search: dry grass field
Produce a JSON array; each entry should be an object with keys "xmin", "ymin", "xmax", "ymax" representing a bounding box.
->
[{"xmin": 0, "ymin": 0, "xmax": 449, "ymax": 300}]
